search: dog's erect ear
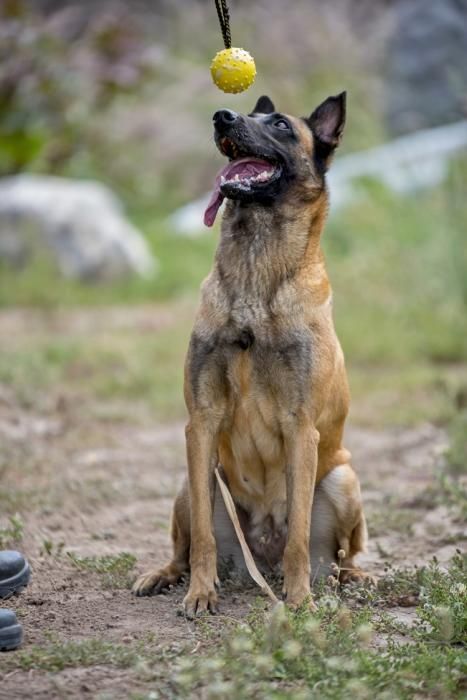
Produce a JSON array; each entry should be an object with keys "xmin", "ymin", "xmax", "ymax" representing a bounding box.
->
[
  {"xmin": 308, "ymin": 92, "xmax": 346, "ymax": 145},
  {"xmin": 250, "ymin": 95, "xmax": 275, "ymax": 115},
  {"xmin": 307, "ymin": 92, "xmax": 346, "ymax": 167}
]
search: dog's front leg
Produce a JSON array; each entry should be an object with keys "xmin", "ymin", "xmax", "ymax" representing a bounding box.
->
[
  {"xmin": 283, "ymin": 422, "xmax": 319, "ymax": 610},
  {"xmin": 183, "ymin": 417, "xmax": 219, "ymax": 617}
]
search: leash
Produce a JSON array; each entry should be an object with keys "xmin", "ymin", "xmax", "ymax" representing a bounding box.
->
[{"xmin": 215, "ymin": 467, "xmax": 279, "ymax": 603}]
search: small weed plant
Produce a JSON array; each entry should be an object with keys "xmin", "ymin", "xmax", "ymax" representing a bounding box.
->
[
  {"xmin": 0, "ymin": 514, "xmax": 24, "ymax": 549},
  {"xmin": 66, "ymin": 551, "xmax": 136, "ymax": 589}
]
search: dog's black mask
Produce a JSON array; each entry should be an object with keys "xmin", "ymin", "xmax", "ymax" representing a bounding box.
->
[
  {"xmin": 204, "ymin": 96, "xmax": 297, "ymax": 226},
  {"xmin": 204, "ymin": 93, "xmax": 346, "ymax": 227}
]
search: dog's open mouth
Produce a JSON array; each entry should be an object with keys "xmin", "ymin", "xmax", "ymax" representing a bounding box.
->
[{"xmin": 204, "ymin": 137, "xmax": 281, "ymax": 227}]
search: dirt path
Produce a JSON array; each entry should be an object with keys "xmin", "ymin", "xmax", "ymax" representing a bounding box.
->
[{"xmin": 0, "ymin": 308, "xmax": 464, "ymax": 699}]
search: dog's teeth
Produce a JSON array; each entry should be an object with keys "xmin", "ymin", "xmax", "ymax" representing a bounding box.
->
[
  {"xmin": 234, "ymin": 174, "xmax": 239, "ymax": 181},
  {"xmin": 220, "ymin": 176, "xmax": 226, "ymax": 184}
]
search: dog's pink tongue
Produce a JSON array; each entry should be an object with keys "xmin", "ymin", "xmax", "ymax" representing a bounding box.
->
[
  {"xmin": 204, "ymin": 181, "xmax": 224, "ymax": 227},
  {"xmin": 204, "ymin": 157, "xmax": 274, "ymax": 227},
  {"xmin": 204, "ymin": 163, "xmax": 231, "ymax": 227}
]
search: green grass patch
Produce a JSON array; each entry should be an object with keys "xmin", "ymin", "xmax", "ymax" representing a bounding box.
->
[
  {"xmin": 0, "ymin": 514, "xmax": 24, "ymax": 549},
  {"xmin": 0, "ymin": 309, "xmax": 464, "ymax": 429},
  {"xmin": 327, "ymin": 164, "xmax": 467, "ymax": 366},
  {"xmin": 66, "ymin": 552, "xmax": 137, "ymax": 589},
  {"xmin": 414, "ymin": 409, "xmax": 467, "ymax": 520},
  {"xmin": 348, "ymin": 362, "xmax": 465, "ymax": 427},
  {"xmin": 445, "ymin": 408, "xmax": 467, "ymax": 478},
  {"xmin": 367, "ymin": 506, "xmax": 418, "ymax": 538},
  {"xmin": 0, "ymin": 340, "xmax": 82, "ymax": 405},
  {"xmin": 88, "ymin": 325, "xmax": 188, "ymax": 419},
  {"xmin": 0, "ymin": 318, "xmax": 190, "ymax": 418},
  {"xmin": 4, "ymin": 636, "xmax": 145, "ymax": 673},
  {"xmin": 171, "ymin": 554, "xmax": 466, "ymax": 700}
]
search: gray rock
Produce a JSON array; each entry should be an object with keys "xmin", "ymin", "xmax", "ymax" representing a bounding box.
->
[
  {"xmin": 0, "ymin": 175, "xmax": 156, "ymax": 281},
  {"xmin": 385, "ymin": 0, "xmax": 467, "ymax": 134}
]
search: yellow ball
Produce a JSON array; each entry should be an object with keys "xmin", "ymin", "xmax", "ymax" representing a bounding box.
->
[{"xmin": 210, "ymin": 47, "xmax": 256, "ymax": 94}]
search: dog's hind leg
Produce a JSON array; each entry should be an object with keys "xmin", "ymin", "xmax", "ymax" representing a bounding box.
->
[
  {"xmin": 132, "ymin": 482, "xmax": 191, "ymax": 596},
  {"xmin": 310, "ymin": 464, "xmax": 372, "ymax": 584}
]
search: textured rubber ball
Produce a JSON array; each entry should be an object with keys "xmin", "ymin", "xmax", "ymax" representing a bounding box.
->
[{"xmin": 211, "ymin": 47, "xmax": 256, "ymax": 94}]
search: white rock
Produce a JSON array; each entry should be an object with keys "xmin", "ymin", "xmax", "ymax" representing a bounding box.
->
[{"xmin": 0, "ymin": 175, "xmax": 156, "ymax": 280}]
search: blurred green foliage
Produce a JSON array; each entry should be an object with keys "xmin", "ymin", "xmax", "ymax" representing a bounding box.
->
[
  {"xmin": 327, "ymin": 158, "xmax": 467, "ymax": 365},
  {"xmin": 0, "ymin": 0, "xmax": 154, "ymax": 177}
]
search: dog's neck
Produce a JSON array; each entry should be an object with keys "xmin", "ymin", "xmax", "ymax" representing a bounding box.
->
[{"xmin": 214, "ymin": 193, "xmax": 330, "ymax": 304}]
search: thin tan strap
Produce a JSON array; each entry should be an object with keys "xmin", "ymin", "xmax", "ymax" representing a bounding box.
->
[{"xmin": 215, "ymin": 467, "xmax": 279, "ymax": 603}]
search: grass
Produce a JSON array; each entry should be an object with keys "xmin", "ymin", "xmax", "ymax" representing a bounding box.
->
[
  {"xmin": 0, "ymin": 307, "xmax": 461, "ymax": 428},
  {"xmin": 0, "ymin": 314, "xmax": 190, "ymax": 418},
  {"xmin": 3, "ymin": 636, "xmax": 148, "ymax": 673},
  {"xmin": 66, "ymin": 552, "xmax": 137, "ymax": 589},
  {"xmin": 3, "ymin": 556, "xmax": 465, "ymax": 699},
  {"xmin": 367, "ymin": 506, "xmax": 419, "ymax": 538},
  {"xmin": 445, "ymin": 409, "xmax": 467, "ymax": 478},
  {"xmin": 326, "ymin": 164, "xmax": 467, "ymax": 366},
  {"xmin": 168, "ymin": 554, "xmax": 466, "ymax": 700},
  {"xmin": 348, "ymin": 362, "xmax": 465, "ymax": 427},
  {"xmin": 412, "ymin": 409, "xmax": 467, "ymax": 521},
  {"xmin": 438, "ymin": 409, "xmax": 467, "ymax": 519},
  {"xmin": 0, "ymin": 514, "xmax": 24, "ymax": 549}
]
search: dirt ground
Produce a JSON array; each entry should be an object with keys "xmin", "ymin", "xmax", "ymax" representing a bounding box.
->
[{"xmin": 0, "ymin": 308, "xmax": 465, "ymax": 699}]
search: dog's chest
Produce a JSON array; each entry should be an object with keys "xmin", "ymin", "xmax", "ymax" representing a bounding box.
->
[
  {"xmin": 220, "ymin": 401, "xmax": 288, "ymax": 567},
  {"xmin": 191, "ymin": 304, "xmax": 313, "ymax": 406},
  {"xmin": 225, "ymin": 320, "xmax": 313, "ymax": 411},
  {"xmin": 217, "ymin": 335, "xmax": 310, "ymax": 535}
]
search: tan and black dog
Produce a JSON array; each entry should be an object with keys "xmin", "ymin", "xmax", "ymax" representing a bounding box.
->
[{"xmin": 133, "ymin": 93, "xmax": 370, "ymax": 616}]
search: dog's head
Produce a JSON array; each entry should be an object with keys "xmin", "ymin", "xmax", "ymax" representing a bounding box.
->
[{"xmin": 204, "ymin": 93, "xmax": 346, "ymax": 226}]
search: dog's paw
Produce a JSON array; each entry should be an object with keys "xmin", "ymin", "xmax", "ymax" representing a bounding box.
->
[
  {"xmin": 132, "ymin": 566, "xmax": 183, "ymax": 597},
  {"xmin": 183, "ymin": 580, "xmax": 219, "ymax": 618},
  {"xmin": 286, "ymin": 593, "xmax": 318, "ymax": 613},
  {"xmin": 339, "ymin": 567, "xmax": 376, "ymax": 587},
  {"xmin": 282, "ymin": 583, "xmax": 317, "ymax": 613}
]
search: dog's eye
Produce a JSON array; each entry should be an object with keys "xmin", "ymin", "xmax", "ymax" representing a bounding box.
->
[{"xmin": 274, "ymin": 119, "xmax": 290, "ymax": 130}]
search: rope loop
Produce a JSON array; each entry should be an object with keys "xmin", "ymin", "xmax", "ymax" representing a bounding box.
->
[{"xmin": 215, "ymin": 0, "xmax": 232, "ymax": 49}]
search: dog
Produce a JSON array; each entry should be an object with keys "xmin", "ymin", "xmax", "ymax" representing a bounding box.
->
[{"xmin": 133, "ymin": 92, "xmax": 370, "ymax": 616}]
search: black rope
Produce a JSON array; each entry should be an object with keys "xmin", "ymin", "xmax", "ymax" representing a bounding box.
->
[{"xmin": 215, "ymin": 0, "xmax": 232, "ymax": 49}]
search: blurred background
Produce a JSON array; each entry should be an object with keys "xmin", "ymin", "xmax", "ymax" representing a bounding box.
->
[{"xmin": 1, "ymin": 0, "xmax": 466, "ymax": 435}]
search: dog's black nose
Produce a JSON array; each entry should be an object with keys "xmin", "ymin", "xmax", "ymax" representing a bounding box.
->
[{"xmin": 213, "ymin": 109, "xmax": 238, "ymax": 127}]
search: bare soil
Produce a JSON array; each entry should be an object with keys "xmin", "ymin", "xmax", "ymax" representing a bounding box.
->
[{"xmin": 0, "ymin": 308, "xmax": 464, "ymax": 699}]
